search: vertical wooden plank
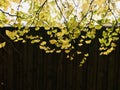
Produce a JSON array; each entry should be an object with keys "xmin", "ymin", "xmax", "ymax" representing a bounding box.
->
[
  {"xmin": 52, "ymin": 53, "xmax": 59, "ymax": 90},
  {"xmin": 96, "ymin": 55, "xmax": 108, "ymax": 90},
  {"xmin": 47, "ymin": 53, "xmax": 59, "ymax": 90},
  {"xmin": 42, "ymin": 52, "xmax": 48, "ymax": 90},
  {"xmin": 56, "ymin": 53, "xmax": 65, "ymax": 90},
  {"xmin": 107, "ymin": 52, "xmax": 115, "ymax": 90},
  {"xmin": 36, "ymin": 49, "xmax": 44, "ymax": 90},
  {"xmin": 6, "ymin": 46, "xmax": 14, "ymax": 90},
  {"xmin": 74, "ymin": 55, "xmax": 83, "ymax": 90},
  {"xmin": 3, "ymin": 46, "xmax": 12, "ymax": 90},
  {"xmin": 71, "ymin": 55, "xmax": 79, "ymax": 90},
  {"xmin": 113, "ymin": 46, "xmax": 120, "ymax": 90},
  {"xmin": 86, "ymin": 41, "xmax": 98, "ymax": 90},
  {"xmin": 13, "ymin": 43, "xmax": 23, "ymax": 90},
  {"xmin": 24, "ymin": 43, "xmax": 34, "ymax": 90},
  {"xmin": 66, "ymin": 58, "xmax": 73, "ymax": 90},
  {"xmin": 116, "ymin": 44, "xmax": 120, "ymax": 90},
  {"xmin": 44, "ymin": 54, "xmax": 54, "ymax": 90},
  {"xmin": 23, "ymin": 42, "xmax": 28, "ymax": 90},
  {"xmin": 0, "ymin": 49, "xmax": 4, "ymax": 90},
  {"xmin": 32, "ymin": 45, "xmax": 43, "ymax": 90}
]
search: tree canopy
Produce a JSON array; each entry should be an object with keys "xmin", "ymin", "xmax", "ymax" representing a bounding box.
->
[{"xmin": 0, "ymin": 0, "xmax": 120, "ymax": 66}]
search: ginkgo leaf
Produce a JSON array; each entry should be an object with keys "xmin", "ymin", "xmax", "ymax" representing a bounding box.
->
[
  {"xmin": 84, "ymin": 53, "xmax": 89, "ymax": 57},
  {"xmin": 70, "ymin": 57, "xmax": 74, "ymax": 60},
  {"xmin": 49, "ymin": 39, "xmax": 57, "ymax": 44},
  {"xmin": 78, "ymin": 43, "xmax": 83, "ymax": 46},
  {"xmin": 65, "ymin": 50, "xmax": 70, "ymax": 53},
  {"xmin": 0, "ymin": 42, "xmax": 6, "ymax": 48},
  {"xmin": 77, "ymin": 51, "xmax": 82, "ymax": 54},
  {"xmin": 85, "ymin": 40, "xmax": 92, "ymax": 44},
  {"xmin": 6, "ymin": 30, "xmax": 17, "ymax": 40},
  {"xmin": 40, "ymin": 41, "xmax": 47, "ymax": 45},
  {"xmin": 31, "ymin": 39, "xmax": 40, "ymax": 44},
  {"xmin": 56, "ymin": 50, "xmax": 61, "ymax": 53}
]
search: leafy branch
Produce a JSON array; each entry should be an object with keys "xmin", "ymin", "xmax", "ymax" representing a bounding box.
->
[{"xmin": 0, "ymin": 0, "xmax": 120, "ymax": 66}]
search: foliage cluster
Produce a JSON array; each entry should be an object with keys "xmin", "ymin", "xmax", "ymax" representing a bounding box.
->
[{"xmin": 0, "ymin": 0, "xmax": 120, "ymax": 66}]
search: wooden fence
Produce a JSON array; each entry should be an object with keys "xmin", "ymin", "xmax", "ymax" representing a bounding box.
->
[{"xmin": 0, "ymin": 27, "xmax": 120, "ymax": 90}]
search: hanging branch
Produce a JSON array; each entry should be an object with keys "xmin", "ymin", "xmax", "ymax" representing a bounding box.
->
[{"xmin": 0, "ymin": 8, "xmax": 21, "ymax": 18}]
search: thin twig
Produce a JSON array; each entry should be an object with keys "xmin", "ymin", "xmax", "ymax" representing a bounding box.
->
[
  {"xmin": 78, "ymin": 0, "xmax": 94, "ymax": 25},
  {"xmin": 30, "ymin": 0, "xmax": 48, "ymax": 26},
  {"xmin": 55, "ymin": 0, "xmax": 67, "ymax": 23},
  {"xmin": 0, "ymin": 8, "xmax": 19, "ymax": 17}
]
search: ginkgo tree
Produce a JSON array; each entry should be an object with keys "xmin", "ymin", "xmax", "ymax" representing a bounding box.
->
[{"xmin": 0, "ymin": 0, "xmax": 120, "ymax": 66}]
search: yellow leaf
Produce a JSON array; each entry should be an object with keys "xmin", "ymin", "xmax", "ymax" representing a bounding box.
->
[
  {"xmin": 0, "ymin": 42, "xmax": 6, "ymax": 48},
  {"xmin": 85, "ymin": 40, "xmax": 91, "ymax": 44},
  {"xmin": 49, "ymin": 39, "xmax": 57, "ymax": 44},
  {"xmin": 65, "ymin": 50, "xmax": 70, "ymax": 53},
  {"xmin": 61, "ymin": 39, "xmax": 71, "ymax": 49},
  {"xmin": 40, "ymin": 41, "xmax": 46, "ymax": 45},
  {"xmin": 77, "ymin": 51, "xmax": 82, "ymax": 54},
  {"xmin": 84, "ymin": 53, "xmax": 89, "ymax": 57},
  {"xmin": 78, "ymin": 43, "xmax": 83, "ymax": 46},
  {"xmin": 70, "ymin": 57, "xmax": 74, "ymax": 60},
  {"xmin": 67, "ymin": 55, "xmax": 70, "ymax": 58},
  {"xmin": 56, "ymin": 50, "xmax": 61, "ymax": 53},
  {"xmin": 6, "ymin": 30, "xmax": 17, "ymax": 40},
  {"xmin": 31, "ymin": 39, "xmax": 40, "ymax": 44}
]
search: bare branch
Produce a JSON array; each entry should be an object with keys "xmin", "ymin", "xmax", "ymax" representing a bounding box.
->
[
  {"xmin": 0, "ymin": 8, "xmax": 17, "ymax": 17},
  {"xmin": 55, "ymin": 0, "xmax": 67, "ymax": 23},
  {"xmin": 36, "ymin": 0, "xmax": 48, "ymax": 14}
]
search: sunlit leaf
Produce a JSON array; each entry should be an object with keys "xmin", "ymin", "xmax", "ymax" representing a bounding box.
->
[
  {"xmin": 0, "ymin": 42, "xmax": 6, "ymax": 48},
  {"xmin": 77, "ymin": 51, "xmax": 82, "ymax": 54},
  {"xmin": 56, "ymin": 50, "xmax": 61, "ymax": 53},
  {"xmin": 6, "ymin": 30, "xmax": 17, "ymax": 40},
  {"xmin": 40, "ymin": 41, "xmax": 47, "ymax": 45},
  {"xmin": 49, "ymin": 39, "xmax": 57, "ymax": 44},
  {"xmin": 31, "ymin": 39, "xmax": 40, "ymax": 44},
  {"xmin": 65, "ymin": 50, "xmax": 70, "ymax": 53},
  {"xmin": 84, "ymin": 53, "xmax": 89, "ymax": 57},
  {"xmin": 85, "ymin": 40, "xmax": 92, "ymax": 44}
]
